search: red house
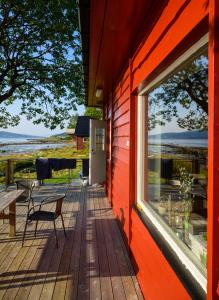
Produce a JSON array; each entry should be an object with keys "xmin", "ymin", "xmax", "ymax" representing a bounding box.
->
[
  {"xmin": 66, "ymin": 116, "xmax": 92, "ymax": 150},
  {"xmin": 66, "ymin": 128, "xmax": 85, "ymax": 150},
  {"xmin": 79, "ymin": 1, "xmax": 219, "ymax": 299}
]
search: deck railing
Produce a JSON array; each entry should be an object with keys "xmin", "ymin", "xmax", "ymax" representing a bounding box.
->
[{"xmin": 0, "ymin": 158, "xmax": 87, "ymax": 188}]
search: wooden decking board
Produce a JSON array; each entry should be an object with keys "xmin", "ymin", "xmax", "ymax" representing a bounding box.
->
[
  {"xmin": 38, "ymin": 220, "xmax": 69, "ymax": 300},
  {"xmin": 109, "ymin": 208, "xmax": 144, "ymax": 300},
  {"xmin": 91, "ymin": 188, "xmax": 114, "ymax": 300},
  {"xmin": 77, "ymin": 187, "xmax": 90, "ymax": 300},
  {"xmin": 16, "ymin": 200, "xmax": 55, "ymax": 299},
  {"xmin": 33, "ymin": 192, "xmax": 74, "ymax": 300},
  {"xmin": 0, "ymin": 219, "xmax": 37, "ymax": 298},
  {"xmin": 0, "ymin": 185, "xmax": 144, "ymax": 300},
  {"xmin": 0, "ymin": 204, "xmax": 27, "ymax": 261},
  {"xmin": 2, "ymin": 203, "xmax": 56, "ymax": 300},
  {"xmin": 100, "ymin": 190, "xmax": 143, "ymax": 300},
  {"xmin": 96, "ymin": 188, "xmax": 127, "ymax": 300},
  {"xmin": 64, "ymin": 188, "xmax": 86, "ymax": 300},
  {"xmin": 88, "ymin": 189, "xmax": 101, "ymax": 300},
  {"xmin": 0, "ymin": 213, "xmax": 50, "ymax": 299},
  {"xmin": 52, "ymin": 188, "xmax": 79, "ymax": 300}
]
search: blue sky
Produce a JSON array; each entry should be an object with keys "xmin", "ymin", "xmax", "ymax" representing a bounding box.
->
[{"xmin": 2, "ymin": 102, "xmax": 85, "ymax": 137}]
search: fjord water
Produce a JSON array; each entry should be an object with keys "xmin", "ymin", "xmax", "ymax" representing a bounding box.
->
[{"xmin": 0, "ymin": 137, "xmax": 67, "ymax": 155}]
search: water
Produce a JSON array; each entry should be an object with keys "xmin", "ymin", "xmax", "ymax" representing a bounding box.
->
[
  {"xmin": 0, "ymin": 143, "xmax": 67, "ymax": 155},
  {"xmin": 0, "ymin": 137, "xmax": 39, "ymax": 144},
  {"xmin": 148, "ymin": 138, "xmax": 207, "ymax": 155},
  {"xmin": 0, "ymin": 138, "xmax": 67, "ymax": 155},
  {"xmin": 149, "ymin": 138, "xmax": 207, "ymax": 148}
]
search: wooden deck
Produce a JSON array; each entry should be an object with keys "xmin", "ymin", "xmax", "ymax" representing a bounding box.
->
[{"xmin": 0, "ymin": 185, "xmax": 143, "ymax": 300}]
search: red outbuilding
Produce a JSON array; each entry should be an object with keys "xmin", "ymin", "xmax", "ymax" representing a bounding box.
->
[{"xmin": 79, "ymin": 1, "xmax": 219, "ymax": 299}]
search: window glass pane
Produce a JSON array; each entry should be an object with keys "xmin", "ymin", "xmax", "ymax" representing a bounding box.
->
[
  {"xmin": 147, "ymin": 53, "xmax": 208, "ymax": 273},
  {"xmin": 95, "ymin": 128, "xmax": 105, "ymax": 151}
]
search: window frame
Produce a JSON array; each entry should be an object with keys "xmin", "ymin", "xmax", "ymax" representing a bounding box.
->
[{"xmin": 136, "ymin": 33, "xmax": 208, "ymax": 292}]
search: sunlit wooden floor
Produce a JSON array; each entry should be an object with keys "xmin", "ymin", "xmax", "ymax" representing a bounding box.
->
[{"xmin": 0, "ymin": 184, "xmax": 143, "ymax": 300}]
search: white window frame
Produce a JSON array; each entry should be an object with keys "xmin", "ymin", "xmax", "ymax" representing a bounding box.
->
[{"xmin": 137, "ymin": 33, "xmax": 208, "ymax": 292}]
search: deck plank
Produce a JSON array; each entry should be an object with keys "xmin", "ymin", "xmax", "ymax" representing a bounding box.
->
[
  {"xmin": 52, "ymin": 187, "xmax": 79, "ymax": 300},
  {"xmin": 77, "ymin": 187, "xmax": 90, "ymax": 300},
  {"xmin": 96, "ymin": 188, "xmax": 126, "ymax": 300},
  {"xmin": 0, "ymin": 185, "xmax": 144, "ymax": 300},
  {"xmin": 2, "ymin": 203, "xmax": 56, "ymax": 300},
  {"xmin": 91, "ymin": 188, "xmax": 114, "ymax": 300},
  {"xmin": 64, "ymin": 187, "xmax": 85, "ymax": 300},
  {"xmin": 88, "ymin": 188, "xmax": 101, "ymax": 300}
]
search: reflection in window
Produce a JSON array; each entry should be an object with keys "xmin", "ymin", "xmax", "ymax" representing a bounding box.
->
[{"xmin": 147, "ymin": 53, "xmax": 208, "ymax": 273}]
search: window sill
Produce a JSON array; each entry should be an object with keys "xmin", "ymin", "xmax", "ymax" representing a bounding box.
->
[{"xmin": 133, "ymin": 202, "xmax": 206, "ymax": 299}]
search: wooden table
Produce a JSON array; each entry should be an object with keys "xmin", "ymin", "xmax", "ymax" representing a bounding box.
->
[{"xmin": 0, "ymin": 190, "xmax": 24, "ymax": 237}]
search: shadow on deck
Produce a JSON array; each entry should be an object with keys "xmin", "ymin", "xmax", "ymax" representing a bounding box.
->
[{"xmin": 0, "ymin": 185, "xmax": 143, "ymax": 300}]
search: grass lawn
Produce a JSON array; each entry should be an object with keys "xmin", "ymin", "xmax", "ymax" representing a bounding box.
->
[{"xmin": 0, "ymin": 144, "xmax": 89, "ymax": 186}]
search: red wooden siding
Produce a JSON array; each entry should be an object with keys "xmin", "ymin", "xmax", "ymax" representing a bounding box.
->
[
  {"xmin": 76, "ymin": 136, "xmax": 85, "ymax": 150},
  {"xmin": 103, "ymin": 1, "xmax": 210, "ymax": 299},
  {"xmin": 129, "ymin": 209, "xmax": 191, "ymax": 299},
  {"xmin": 109, "ymin": 69, "xmax": 131, "ymax": 245},
  {"xmin": 132, "ymin": 0, "xmax": 208, "ymax": 92}
]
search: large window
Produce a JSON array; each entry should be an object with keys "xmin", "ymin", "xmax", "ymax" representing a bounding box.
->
[{"xmin": 137, "ymin": 37, "xmax": 208, "ymax": 290}]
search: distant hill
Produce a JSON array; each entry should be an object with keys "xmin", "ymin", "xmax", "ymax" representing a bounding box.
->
[
  {"xmin": 0, "ymin": 131, "xmax": 41, "ymax": 139},
  {"xmin": 149, "ymin": 130, "xmax": 207, "ymax": 140},
  {"xmin": 51, "ymin": 132, "xmax": 67, "ymax": 137}
]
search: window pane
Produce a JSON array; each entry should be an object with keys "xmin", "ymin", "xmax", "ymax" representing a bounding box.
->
[
  {"xmin": 147, "ymin": 53, "xmax": 208, "ymax": 273},
  {"xmin": 95, "ymin": 128, "xmax": 105, "ymax": 151}
]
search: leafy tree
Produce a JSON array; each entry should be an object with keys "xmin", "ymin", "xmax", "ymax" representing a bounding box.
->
[
  {"xmin": 84, "ymin": 107, "xmax": 102, "ymax": 120},
  {"xmin": 67, "ymin": 107, "xmax": 102, "ymax": 129},
  {"xmin": 149, "ymin": 54, "xmax": 208, "ymax": 131},
  {"xmin": 67, "ymin": 113, "xmax": 79, "ymax": 129},
  {"xmin": 0, "ymin": 0, "xmax": 84, "ymax": 129}
]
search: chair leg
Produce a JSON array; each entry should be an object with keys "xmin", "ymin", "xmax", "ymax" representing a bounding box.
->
[
  {"xmin": 22, "ymin": 218, "xmax": 28, "ymax": 247},
  {"xmin": 34, "ymin": 221, "xmax": 38, "ymax": 237},
  {"xmin": 61, "ymin": 214, "xmax": 66, "ymax": 236},
  {"xmin": 53, "ymin": 220, "xmax": 58, "ymax": 248},
  {"xmin": 26, "ymin": 202, "xmax": 32, "ymax": 224},
  {"xmin": 31, "ymin": 198, "xmax": 35, "ymax": 211}
]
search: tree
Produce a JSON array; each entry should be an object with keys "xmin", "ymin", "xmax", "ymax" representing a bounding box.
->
[
  {"xmin": 149, "ymin": 54, "xmax": 208, "ymax": 131},
  {"xmin": 67, "ymin": 107, "xmax": 102, "ymax": 129},
  {"xmin": 84, "ymin": 107, "xmax": 102, "ymax": 120},
  {"xmin": 67, "ymin": 113, "xmax": 79, "ymax": 129},
  {"xmin": 0, "ymin": 0, "xmax": 84, "ymax": 129}
]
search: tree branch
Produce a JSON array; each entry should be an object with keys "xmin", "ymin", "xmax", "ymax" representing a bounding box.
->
[{"xmin": 183, "ymin": 78, "xmax": 208, "ymax": 113}]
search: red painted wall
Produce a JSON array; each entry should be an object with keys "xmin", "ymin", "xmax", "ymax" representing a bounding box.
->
[
  {"xmin": 104, "ymin": 1, "xmax": 209, "ymax": 299},
  {"xmin": 76, "ymin": 136, "xmax": 85, "ymax": 150},
  {"xmin": 110, "ymin": 68, "xmax": 131, "ymax": 246}
]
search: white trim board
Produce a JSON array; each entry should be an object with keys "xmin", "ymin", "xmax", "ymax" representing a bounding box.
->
[{"xmin": 137, "ymin": 95, "xmax": 146, "ymax": 202}]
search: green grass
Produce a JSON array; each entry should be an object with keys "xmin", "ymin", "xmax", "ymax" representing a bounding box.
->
[
  {"xmin": 148, "ymin": 153, "xmax": 207, "ymax": 185},
  {"xmin": 0, "ymin": 144, "xmax": 89, "ymax": 186}
]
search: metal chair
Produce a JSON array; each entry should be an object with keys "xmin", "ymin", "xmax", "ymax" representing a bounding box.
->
[
  {"xmin": 15, "ymin": 180, "xmax": 35, "ymax": 210},
  {"xmin": 22, "ymin": 193, "xmax": 66, "ymax": 247}
]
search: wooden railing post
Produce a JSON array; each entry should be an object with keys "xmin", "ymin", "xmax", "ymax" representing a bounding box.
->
[{"xmin": 5, "ymin": 159, "xmax": 13, "ymax": 186}]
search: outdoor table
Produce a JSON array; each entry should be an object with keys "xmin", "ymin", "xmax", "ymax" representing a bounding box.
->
[{"xmin": 0, "ymin": 190, "xmax": 24, "ymax": 237}]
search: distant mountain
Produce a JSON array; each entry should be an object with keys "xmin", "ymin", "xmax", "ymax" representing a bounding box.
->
[
  {"xmin": 51, "ymin": 132, "xmax": 67, "ymax": 137},
  {"xmin": 0, "ymin": 131, "xmax": 41, "ymax": 139},
  {"xmin": 149, "ymin": 130, "xmax": 207, "ymax": 140}
]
